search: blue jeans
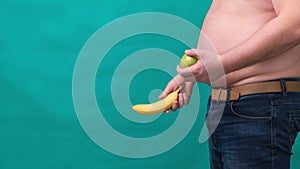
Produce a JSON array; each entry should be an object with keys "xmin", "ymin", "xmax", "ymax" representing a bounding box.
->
[{"xmin": 206, "ymin": 78, "xmax": 300, "ymax": 169}]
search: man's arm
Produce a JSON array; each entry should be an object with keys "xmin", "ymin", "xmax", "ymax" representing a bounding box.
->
[{"xmin": 221, "ymin": 0, "xmax": 300, "ymax": 74}]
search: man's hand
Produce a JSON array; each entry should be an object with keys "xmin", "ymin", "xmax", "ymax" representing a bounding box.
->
[
  {"xmin": 159, "ymin": 79, "xmax": 194, "ymax": 114},
  {"xmin": 177, "ymin": 49, "xmax": 226, "ymax": 87},
  {"xmin": 177, "ymin": 49, "xmax": 210, "ymax": 84},
  {"xmin": 158, "ymin": 49, "xmax": 205, "ymax": 114}
]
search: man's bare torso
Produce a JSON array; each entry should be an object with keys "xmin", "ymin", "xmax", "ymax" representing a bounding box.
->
[{"xmin": 200, "ymin": 0, "xmax": 300, "ymax": 86}]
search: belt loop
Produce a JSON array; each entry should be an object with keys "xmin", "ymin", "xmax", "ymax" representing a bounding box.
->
[
  {"xmin": 279, "ymin": 79, "xmax": 287, "ymax": 96},
  {"xmin": 227, "ymin": 88, "xmax": 231, "ymax": 102}
]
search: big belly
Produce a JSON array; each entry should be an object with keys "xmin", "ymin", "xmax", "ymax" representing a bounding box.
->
[
  {"xmin": 199, "ymin": 12, "xmax": 300, "ymax": 86},
  {"xmin": 200, "ymin": 14, "xmax": 273, "ymax": 54}
]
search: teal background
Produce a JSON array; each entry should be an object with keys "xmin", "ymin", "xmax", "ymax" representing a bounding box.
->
[{"xmin": 0, "ymin": 0, "xmax": 299, "ymax": 169}]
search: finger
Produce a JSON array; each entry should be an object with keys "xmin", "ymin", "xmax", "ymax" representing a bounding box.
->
[
  {"xmin": 183, "ymin": 92, "xmax": 190, "ymax": 105},
  {"xmin": 178, "ymin": 93, "xmax": 184, "ymax": 108},
  {"xmin": 171, "ymin": 101, "xmax": 179, "ymax": 112},
  {"xmin": 192, "ymin": 49, "xmax": 218, "ymax": 60},
  {"xmin": 159, "ymin": 80, "xmax": 176, "ymax": 99},
  {"xmin": 185, "ymin": 49, "xmax": 197, "ymax": 56},
  {"xmin": 159, "ymin": 89, "xmax": 170, "ymax": 99}
]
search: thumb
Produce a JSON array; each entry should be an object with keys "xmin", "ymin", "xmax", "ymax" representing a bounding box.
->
[
  {"xmin": 158, "ymin": 82, "xmax": 176, "ymax": 99},
  {"xmin": 185, "ymin": 49, "xmax": 197, "ymax": 56},
  {"xmin": 158, "ymin": 86, "xmax": 173, "ymax": 99},
  {"xmin": 159, "ymin": 75, "xmax": 185, "ymax": 99}
]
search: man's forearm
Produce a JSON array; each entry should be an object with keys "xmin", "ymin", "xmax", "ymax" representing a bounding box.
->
[{"xmin": 221, "ymin": 15, "xmax": 300, "ymax": 74}]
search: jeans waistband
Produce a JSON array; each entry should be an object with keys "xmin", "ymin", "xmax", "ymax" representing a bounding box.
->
[{"xmin": 211, "ymin": 78, "xmax": 300, "ymax": 102}]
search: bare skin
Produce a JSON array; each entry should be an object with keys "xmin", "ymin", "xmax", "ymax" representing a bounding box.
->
[{"xmin": 160, "ymin": 0, "xmax": 300, "ymax": 113}]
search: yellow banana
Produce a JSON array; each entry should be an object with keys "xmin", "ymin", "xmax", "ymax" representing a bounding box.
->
[{"xmin": 132, "ymin": 86, "xmax": 182, "ymax": 115}]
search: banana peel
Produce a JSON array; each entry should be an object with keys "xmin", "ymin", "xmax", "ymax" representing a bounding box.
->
[{"xmin": 132, "ymin": 86, "xmax": 182, "ymax": 115}]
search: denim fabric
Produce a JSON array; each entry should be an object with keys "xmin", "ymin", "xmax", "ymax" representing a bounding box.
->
[{"xmin": 206, "ymin": 78, "xmax": 300, "ymax": 169}]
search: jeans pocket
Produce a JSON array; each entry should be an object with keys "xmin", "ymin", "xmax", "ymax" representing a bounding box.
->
[{"xmin": 230, "ymin": 97, "xmax": 272, "ymax": 120}]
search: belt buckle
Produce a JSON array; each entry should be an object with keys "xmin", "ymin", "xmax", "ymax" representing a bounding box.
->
[{"xmin": 212, "ymin": 88, "xmax": 227, "ymax": 102}]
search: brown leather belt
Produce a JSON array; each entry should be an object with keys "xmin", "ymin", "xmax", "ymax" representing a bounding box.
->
[{"xmin": 211, "ymin": 81, "xmax": 300, "ymax": 101}]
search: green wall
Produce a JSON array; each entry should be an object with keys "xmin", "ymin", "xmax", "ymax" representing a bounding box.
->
[{"xmin": 0, "ymin": 0, "xmax": 299, "ymax": 169}]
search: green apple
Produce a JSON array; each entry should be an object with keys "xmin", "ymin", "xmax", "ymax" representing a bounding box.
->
[{"xmin": 179, "ymin": 54, "xmax": 198, "ymax": 68}]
